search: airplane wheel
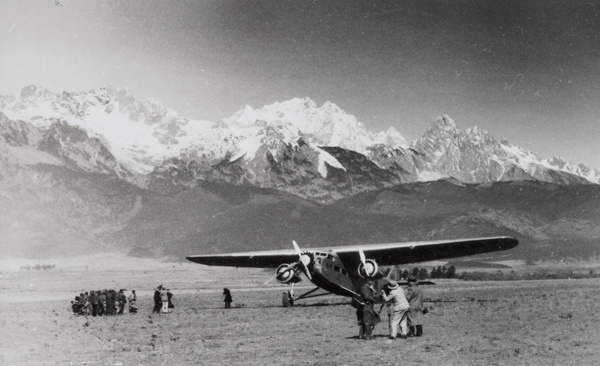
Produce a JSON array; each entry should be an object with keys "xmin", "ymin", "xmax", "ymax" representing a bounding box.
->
[{"xmin": 282, "ymin": 291, "xmax": 293, "ymax": 307}]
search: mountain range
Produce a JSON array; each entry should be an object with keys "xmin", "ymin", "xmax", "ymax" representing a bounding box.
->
[{"xmin": 1, "ymin": 86, "xmax": 598, "ymax": 261}]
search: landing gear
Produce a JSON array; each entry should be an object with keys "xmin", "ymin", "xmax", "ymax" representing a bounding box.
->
[
  {"xmin": 282, "ymin": 291, "xmax": 294, "ymax": 307},
  {"xmin": 281, "ymin": 284, "xmax": 331, "ymax": 307}
]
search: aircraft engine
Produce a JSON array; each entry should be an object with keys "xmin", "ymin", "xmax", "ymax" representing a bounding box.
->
[
  {"xmin": 275, "ymin": 264, "xmax": 302, "ymax": 284},
  {"xmin": 358, "ymin": 259, "xmax": 379, "ymax": 278}
]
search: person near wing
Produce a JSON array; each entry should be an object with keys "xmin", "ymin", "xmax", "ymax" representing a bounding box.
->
[
  {"xmin": 382, "ymin": 280, "xmax": 410, "ymax": 339},
  {"xmin": 405, "ymin": 275, "xmax": 425, "ymax": 337},
  {"xmin": 358, "ymin": 278, "xmax": 382, "ymax": 340}
]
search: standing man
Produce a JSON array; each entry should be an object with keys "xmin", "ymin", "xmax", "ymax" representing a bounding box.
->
[
  {"xmin": 161, "ymin": 286, "xmax": 169, "ymax": 314},
  {"xmin": 167, "ymin": 289, "xmax": 174, "ymax": 313},
  {"xmin": 382, "ymin": 281, "xmax": 410, "ymax": 339},
  {"xmin": 116, "ymin": 289, "xmax": 127, "ymax": 315},
  {"xmin": 99, "ymin": 290, "xmax": 107, "ymax": 316},
  {"xmin": 358, "ymin": 278, "xmax": 381, "ymax": 340},
  {"xmin": 405, "ymin": 275, "xmax": 425, "ymax": 337},
  {"xmin": 153, "ymin": 285, "xmax": 162, "ymax": 314},
  {"xmin": 88, "ymin": 291, "xmax": 97, "ymax": 316},
  {"xmin": 223, "ymin": 288, "xmax": 233, "ymax": 309},
  {"xmin": 82, "ymin": 292, "xmax": 89, "ymax": 316},
  {"xmin": 128, "ymin": 290, "xmax": 138, "ymax": 314},
  {"xmin": 106, "ymin": 290, "xmax": 115, "ymax": 316}
]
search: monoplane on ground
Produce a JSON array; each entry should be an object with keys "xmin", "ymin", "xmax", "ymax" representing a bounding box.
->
[{"xmin": 186, "ymin": 236, "xmax": 518, "ymax": 305}]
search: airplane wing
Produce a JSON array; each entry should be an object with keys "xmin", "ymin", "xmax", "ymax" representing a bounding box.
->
[
  {"xmin": 333, "ymin": 236, "xmax": 518, "ymax": 267},
  {"xmin": 186, "ymin": 248, "xmax": 300, "ymax": 268},
  {"xmin": 186, "ymin": 236, "xmax": 518, "ymax": 268}
]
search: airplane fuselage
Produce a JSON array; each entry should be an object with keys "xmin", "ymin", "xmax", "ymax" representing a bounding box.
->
[{"xmin": 305, "ymin": 250, "xmax": 364, "ymax": 297}]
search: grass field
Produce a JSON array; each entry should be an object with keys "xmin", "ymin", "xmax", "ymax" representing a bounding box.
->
[{"xmin": 1, "ymin": 255, "xmax": 599, "ymax": 366}]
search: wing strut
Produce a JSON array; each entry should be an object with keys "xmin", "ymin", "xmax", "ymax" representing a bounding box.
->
[{"xmin": 293, "ymin": 286, "xmax": 331, "ymax": 302}]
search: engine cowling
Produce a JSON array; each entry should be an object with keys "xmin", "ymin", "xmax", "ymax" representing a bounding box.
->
[
  {"xmin": 275, "ymin": 264, "xmax": 302, "ymax": 284},
  {"xmin": 358, "ymin": 259, "xmax": 379, "ymax": 278}
]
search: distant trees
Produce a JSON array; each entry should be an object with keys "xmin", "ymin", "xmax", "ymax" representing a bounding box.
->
[
  {"xmin": 394, "ymin": 265, "xmax": 458, "ymax": 280},
  {"xmin": 19, "ymin": 264, "xmax": 56, "ymax": 271},
  {"xmin": 429, "ymin": 265, "xmax": 456, "ymax": 279},
  {"xmin": 446, "ymin": 265, "xmax": 456, "ymax": 278},
  {"xmin": 391, "ymin": 264, "xmax": 599, "ymax": 281},
  {"xmin": 458, "ymin": 269, "xmax": 600, "ymax": 281}
]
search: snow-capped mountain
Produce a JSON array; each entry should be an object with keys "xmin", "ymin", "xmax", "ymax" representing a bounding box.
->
[
  {"xmin": 1, "ymin": 86, "xmax": 598, "ymax": 203},
  {"xmin": 411, "ymin": 115, "xmax": 599, "ymax": 185},
  {"xmin": 0, "ymin": 85, "xmax": 233, "ymax": 174},
  {"xmin": 224, "ymin": 97, "xmax": 407, "ymax": 156}
]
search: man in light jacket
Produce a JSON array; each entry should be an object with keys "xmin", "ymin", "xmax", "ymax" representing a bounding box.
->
[{"xmin": 382, "ymin": 280, "xmax": 410, "ymax": 339}]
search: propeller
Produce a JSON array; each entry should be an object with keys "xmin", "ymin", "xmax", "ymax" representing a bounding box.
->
[
  {"xmin": 358, "ymin": 248, "xmax": 377, "ymax": 278},
  {"xmin": 359, "ymin": 248, "xmax": 367, "ymax": 269},
  {"xmin": 292, "ymin": 240, "xmax": 312, "ymax": 280},
  {"xmin": 265, "ymin": 241, "xmax": 313, "ymax": 284},
  {"xmin": 386, "ymin": 265, "xmax": 396, "ymax": 280}
]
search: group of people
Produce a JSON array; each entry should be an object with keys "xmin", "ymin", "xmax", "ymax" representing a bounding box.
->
[
  {"xmin": 152, "ymin": 285, "xmax": 175, "ymax": 314},
  {"xmin": 71, "ymin": 289, "xmax": 137, "ymax": 316},
  {"xmin": 71, "ymin": 285, "xmax": 235, "ymax": 316},
  {"xmin": 356, "ymin": 276, "xmax": 424, "ymax": 340}
]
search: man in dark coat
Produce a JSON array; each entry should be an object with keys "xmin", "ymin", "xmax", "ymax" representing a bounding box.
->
[
  {"xmin": 359, "ymin": 278, "xmax": 381, "ymax": 340},
  {"xmin": 116, "ymin": 289, "xmax": 127, "ymax": 315},
  {"xmin": 88, "ymin": 291, "xmax": 97, "ymax": 316},
  {"xmin": 106, "ymin": 290, "xmax": 116, "ymax": 316},
  {"xmin": 167, "ymin": 289, "xmax": 174, "ymax": 313},
  {"xmin": 405, "ymin": 275, "xmax": 425, "ymax": 336},
  {"xmin": 153, "ymin": 285, "xmax": 162, "ymax": 314},
  {"xmin": 223, "ymin": 288, "xmax": 233, "ymax": 308},
  {"xmin": 99, "ymin": 290, "xmax": 107, "ymax": 316}
]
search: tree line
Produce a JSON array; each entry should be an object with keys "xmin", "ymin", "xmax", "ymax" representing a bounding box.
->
[
  {"xmin": 392, "ymin": 265, "xmax": 457, "ymax": 280},
  {"xmin": 391, "ymin": 266, "xmax": 600, "ymax": 281}
]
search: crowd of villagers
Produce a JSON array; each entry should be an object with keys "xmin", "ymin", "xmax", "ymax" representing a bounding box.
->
[{"xmin": 71, "ymin": 289, "xmax": 137, "ymax": 316}]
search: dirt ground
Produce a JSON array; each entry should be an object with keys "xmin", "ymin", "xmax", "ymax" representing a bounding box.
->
[{"xmin": 1, "ymin": 255, "xmax": 599, "ymax": 366}]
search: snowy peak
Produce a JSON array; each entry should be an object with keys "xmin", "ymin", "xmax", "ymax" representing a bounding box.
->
[
  {"xmin": 224, "ymin": 97, "xmax": 407, "ymax": 153},
  {"xmin": 427, "ymin": 114, "xmax": 458, "ymax": 134},
  {"xmin": 20, "ymin": 85, "xmax": 56, "ymax": 102},
  {"xmin": 0, "ymin": 86, "xmax": 224, "ymax": 174},
  {"xmin": 542, "ymin": 157, "xmax": 600, "ymax": 183},
  {"xmin": 412, "ymin": 115, "xmax": 599, "ymax": 184}
]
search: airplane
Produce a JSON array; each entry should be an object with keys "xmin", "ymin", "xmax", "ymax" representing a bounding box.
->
[{"xmin": 186, "ymin": 236, "xmax": 518, "ymax": 306}]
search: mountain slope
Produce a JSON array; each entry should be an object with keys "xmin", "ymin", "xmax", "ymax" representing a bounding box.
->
[{"xmin": 333, "ymin": 179, "xmax": 600, "ymax": 261}]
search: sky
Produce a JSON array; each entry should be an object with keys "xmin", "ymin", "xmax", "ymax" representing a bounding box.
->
[{"xmin": 1, "ymin": 0, "xmax": 600, "ymax": 169}]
